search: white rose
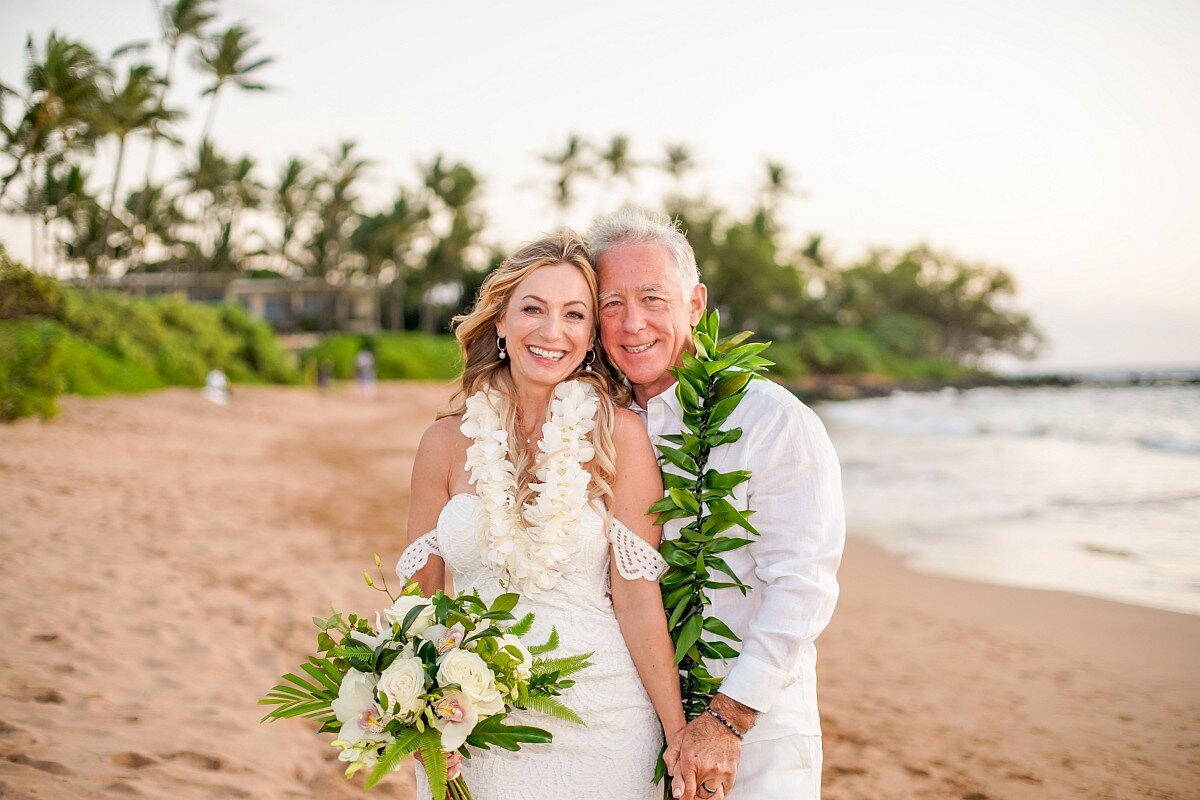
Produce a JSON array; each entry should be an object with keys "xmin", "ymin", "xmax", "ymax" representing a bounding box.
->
[
  {"xmin": 377, "ymin": 656, "xmax": 427, "ymax": 719},
  {"xmin": 498, "ymin": 634, "xmax": 533, "ymax": 681},
  {"xmin": 384, "ymin": 595, "xmax": 436, "ymax": 636},
  {"xmin": 437, "ymin": 648, "xmax": 504, "ymax": 716}
]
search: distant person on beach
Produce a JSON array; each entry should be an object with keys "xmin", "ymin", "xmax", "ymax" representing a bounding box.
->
[
  {"xmin": 355, "ymin": 349, "xmax": 376, "ymax": 397},
  {"xmin": 588, "ymin": 208, "xmax": 845, "ymax": 800},
  {"xmin": 316, "ymin": 359, "xmax": 333, "ymax": 391},
  {"xmin": 396, "ymin": 231, "xmax": 683, "ymax": 799},
  {"xmin": 202, "ymin": 369, "xmax": 230, "ymax": 405}
]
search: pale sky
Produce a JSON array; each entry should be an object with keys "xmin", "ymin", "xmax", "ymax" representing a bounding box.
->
[{"xmin": 3, "ymin": 0, "xmax": 1198, "ymax": 371}]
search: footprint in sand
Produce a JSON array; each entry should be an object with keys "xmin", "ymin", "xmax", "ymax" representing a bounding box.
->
[
  {"xmin": 164, "ymin": 751, "xmax": 223, "ymax": 770},
  {"xmin": 0, "ymin": 719, "xmax": 24, "ymax": 735},
  {"xmin": 32, "ymin": 688, "xmax": 65, "ymax": 704},
  {"xmin": 5, "ymin": 753, "xmax": 72, "ymax": 775},
  {"xmin": 111, "ymin": 752, "xmax": 157, "ymax": 769}
]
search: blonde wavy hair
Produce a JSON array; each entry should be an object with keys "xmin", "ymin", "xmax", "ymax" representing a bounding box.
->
[{"xmin": 444, "ymin": 230, "xmax": 630, "ymax": 514}]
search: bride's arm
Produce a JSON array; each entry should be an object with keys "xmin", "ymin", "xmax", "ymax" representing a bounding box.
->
[
  {"xmin": 401, "ymin": 418, "xmax": 457, "ymax": 596},
  {"xmin": 608, "ymin": 410, "xmax": 687, "ymax": 746}
]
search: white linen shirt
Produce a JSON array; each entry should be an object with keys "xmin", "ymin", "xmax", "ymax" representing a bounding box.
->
[{"xmin": 633, "ymin": 377, "xmax": 845, "ymax": 741}]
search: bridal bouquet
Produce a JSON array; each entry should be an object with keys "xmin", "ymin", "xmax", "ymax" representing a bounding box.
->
[{"xmin": 260, "ymin": 557, "xmax": 592, "ymax": 798}]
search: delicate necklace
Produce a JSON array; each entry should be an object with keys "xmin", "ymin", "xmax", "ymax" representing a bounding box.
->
[{"xmin": 460, "ymin": 380, "xmax": 599, "ymax": 595}]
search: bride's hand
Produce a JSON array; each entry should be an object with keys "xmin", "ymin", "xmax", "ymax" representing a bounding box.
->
[
  {"xmin": 664, "ymin": 723, "xmax": 686, "ymax": 775},
  {"xmin": 415, "ymin": 749, "xmax": 463, "ymax": 781}
]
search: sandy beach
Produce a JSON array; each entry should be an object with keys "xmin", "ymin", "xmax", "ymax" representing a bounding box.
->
[{"xmin": 1, "ymin": 383, "xmax": 1197, "ymax": 800}]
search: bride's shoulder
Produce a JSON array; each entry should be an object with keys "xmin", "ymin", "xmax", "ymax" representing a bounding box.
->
[
  {"xmin": 611, "ymin": 407, "xmax": 654, "ymax": 456},
  {"xmin": 418, "ymin": 414, "xmax": 468, "ymax": 454}
]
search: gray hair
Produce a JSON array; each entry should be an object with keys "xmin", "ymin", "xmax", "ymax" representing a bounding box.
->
[{"xmin": 586, "ymin": 208, "xmax": 700, "ymax": 298}]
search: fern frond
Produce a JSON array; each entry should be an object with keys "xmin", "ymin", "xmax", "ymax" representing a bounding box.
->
[
  {"xmin": 531, "ymin": 652, "xmax": 593, "ymax": 678},
  {"xmin": 521, "ymin": 694, "xmax": 585, "ymax": 725},
  {"xmin": 508, "ymin": 612, "xmax": 535, "ymax": 636},
  {"xmin": 363, "ymin": 729, "xmax": 422, "ymax": 790},
  {"xmin": 528, "ymin": 626, "xmax": 559, "ymax": 656}
]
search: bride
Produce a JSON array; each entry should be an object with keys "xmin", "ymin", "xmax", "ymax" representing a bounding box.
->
[{"xmin": 396, "ymin": 231, "xmax": 686, "ymax": 799}]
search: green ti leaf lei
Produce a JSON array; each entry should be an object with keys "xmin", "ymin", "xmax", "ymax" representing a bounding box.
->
[{"xmin": 651, "ymin": 310, "xmax": 773, "ymax": 721}]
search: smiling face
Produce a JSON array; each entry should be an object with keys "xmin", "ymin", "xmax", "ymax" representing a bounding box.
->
[
  {"xmin": 597, "ymin": 241, "xmax": 706, "ymax": 406},
  {"xmin": 496, "ymin": 261, "xmax": 594, "ymax": 392}
]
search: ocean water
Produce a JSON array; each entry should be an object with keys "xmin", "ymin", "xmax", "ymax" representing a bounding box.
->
[{"xmin": 817, "ymin": 383, "xmax": 1200, "ymax": 615}]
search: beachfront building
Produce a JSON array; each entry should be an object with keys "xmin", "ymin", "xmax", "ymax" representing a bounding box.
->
[{"xmin": 83, "ymin": 273, "xmax": 380, "ymax": 333}]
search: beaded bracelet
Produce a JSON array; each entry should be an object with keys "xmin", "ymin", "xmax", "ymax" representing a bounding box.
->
[{"xmin": 704, "ymin": 706, "xmax": 746, "ymax": 741}]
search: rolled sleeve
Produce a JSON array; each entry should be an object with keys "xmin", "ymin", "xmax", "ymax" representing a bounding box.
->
[{"xmin": 720, "ymin": 400, "xmax": 845, "ymax": 714}]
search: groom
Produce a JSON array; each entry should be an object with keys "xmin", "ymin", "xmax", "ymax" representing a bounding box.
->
[{"xmin": 587, "ymin": 209, "xmax": 845, "ymax": 800}]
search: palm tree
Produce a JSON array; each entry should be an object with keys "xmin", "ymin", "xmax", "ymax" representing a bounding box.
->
[
  {"xmin": 352, "ymin": 188, "xmax": 430, "ymax": 329},
  {"xmin": 761, "ymin": 160, "xmax": 797, "ymax": 213},
  {"xmin": 598, "ymin": 134, "xmax": 636, "ymax": 197},
  {"xmin": 2, "ymin": 33, "xmax": 108, "ymax": 267},
  {"xmin": 139, "ymin": 0, "xmax": 214, "ymax": 212},
  {"xmin": 272, "ymin": 156, "xmax": 315, "ymax": 275},
  {"xmin": 94, "ymin": 62, "xmax": 180, "ymax": 265},
  {"xmin": 194, "ymin": 23, "xmax": 273, "ymax": 144},
  {"xmin": 123, "ymin": 180, "xmax": 183, "ymax": 275},
  {"xmin": 420, "ymin": 156, "xmax": 483, "ymax": 332},
  {"xmin": 538, "ymin": 133, "xmax": 590, "ymax": 223},
  {"xmin": 306, "ymin": 141, "xmax": 371, "ymax": 280},
  {"xmin": 661, "ymin": 143, "xmax": 695, "ymax": 190},
  {"xmin": 179, "ymin": 138, "xmax": 234, "ymax": 271}
]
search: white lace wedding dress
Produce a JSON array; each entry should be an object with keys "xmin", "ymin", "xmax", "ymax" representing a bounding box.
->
[{"xmin": 396, "ymin": 381, "xmax": 669, "ymax": 800}]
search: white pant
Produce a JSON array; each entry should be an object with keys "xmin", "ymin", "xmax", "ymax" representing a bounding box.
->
[{"xmin": 726, "ymin": 735, "xmax": 822, "ymax": 800}]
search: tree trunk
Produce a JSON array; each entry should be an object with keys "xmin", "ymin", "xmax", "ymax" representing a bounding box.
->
[
  {"xmin": 101, "ymin": 136, "xmax": 128, "ymax": 270},
  {"xmin": 389, "ymin": 257, "xmax": 406, "ymax": 330},
  {"xmin": 201, "ymin": 89, "xmax": 221, "ymax": 145}
]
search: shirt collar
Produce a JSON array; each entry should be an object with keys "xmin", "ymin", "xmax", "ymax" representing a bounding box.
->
[{"xmin": 629, "ymin": 380, "xmax": 683, "ymax": 419}]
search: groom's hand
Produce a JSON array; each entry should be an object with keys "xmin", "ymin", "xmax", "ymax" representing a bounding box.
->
[{"xmin": 669, "ymin": 713, "xmax": 743, "ymax": 799}]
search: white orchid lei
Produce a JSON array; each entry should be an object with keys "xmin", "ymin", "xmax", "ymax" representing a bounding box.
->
[{"xmin": 460, "ymin": 379, "xmax": 599, "ymax": 596}]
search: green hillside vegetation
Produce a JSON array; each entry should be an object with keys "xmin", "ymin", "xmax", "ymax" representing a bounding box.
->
[
  {"xmin": 300, "ymin": 332, "xmax": 460, "ymax": 382},
  {"xmin": 0, "ymin": 249, "xmax": 296, "ymax": 420}
]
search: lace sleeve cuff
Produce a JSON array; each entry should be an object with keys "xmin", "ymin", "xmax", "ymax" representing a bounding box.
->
[
  {"xmin": 396, "ymin": 530, "xmax": 442, "ymax": 579},
  {"xmin": 609, "ymin": 518, "xmax": 668, "ymax": 582}
]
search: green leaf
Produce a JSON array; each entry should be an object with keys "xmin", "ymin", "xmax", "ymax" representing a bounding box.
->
[
  {"xmin": 657, "ymin": 444, "xmax": 699, "ymax": 475},
  {"xmin": 706, "ymin": 498, "xmax": 759, "ymax": 535},
  {"xmin": 662, "ymin": 473, "xmax": 692, "ymax": 490},
  {"xmin": 703, "ymin": 469, "xmax": 751, "ymax": 491},
  {"xmin": 706, "ymin": 392, "xmax": 744, "ymax": 429},
  {"xmin": 702, "ymin": 616, "xmax": 742, "ymax": 642},
  {"xmin": 706, "ymin": 427, "xmax": 744, "ymax": 448},
  {"xmin": 465, "ymin": 713, "xmax": 554, "ymax": 751},
  {"xmin": 648, "ymin": 496, "xmax": 678, "ymax": 514},
  {"xmin": 700, "ymin": 512, "xmax": 740, "ymax": 537},
  {"xmin": 673, "ymin": 614, "xmax": 703, "ymax": 665},
  {"xmin": 703, "ymin": 536, "xmax": 753, "ymax": 554},
  {"xmin": 490, "ymin": 593, "xmax": 520, "ymax": 614},
  {"xmin": 364, "ymin": 729, "xmax": 422, "ymax": 790},
  {"xmin": 712, "ymin": 371, "xmax": 751, "ymax": 402},
  {"xmin": 667, "ymin": 487, "xmax": 700, "ymax": 514},
  {"xmin": 654, "ymin": 507, "xmax": 695, "ymax": 525},
  {"xmin": 698, "ymin": 640, "xmax": 741, "ymax": 660},
  {"xmin": 662, "ymin": 582, "xmax": 692, "ymax": 609},
  {"xmin": 716, "ymin": 330, "xmax": 755, "ymax": 352},
  {"xmin": 659, "ymin": 541, "xmax": 695, "ymax": 569},
  {"xmin": 675, "ymin": 375, "xmax": 701, "ymax": 409}
]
